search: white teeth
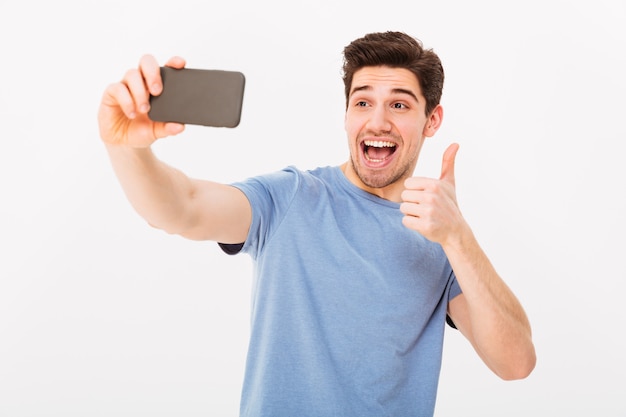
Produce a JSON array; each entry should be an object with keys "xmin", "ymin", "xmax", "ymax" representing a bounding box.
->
[
  {"xmin": 364, "ymin": 140, "xmax": 395, "ymax": 148},
  {"xmin": 365, "ymin": 154, "xmax": 384, "ymax": 162}
]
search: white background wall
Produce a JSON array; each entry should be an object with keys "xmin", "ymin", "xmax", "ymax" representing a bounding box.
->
[{"xmin": 1, "ymin": 0, "xmax": 624, "ymax": 415}]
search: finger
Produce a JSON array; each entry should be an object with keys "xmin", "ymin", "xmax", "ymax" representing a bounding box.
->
[
  {"xmin": 140, "ymin": 55, "xmax": 186, "ymax": 97},
  {"xmin": 440, "ymin": 143, "xmax": 459, "ymax": 186},
  {"xmin": 101, "ymin": 81, "xmax": 136, "ymax": 119},
  {"xmin": 399, "ymin": 201, "xmax": 421, "ymax": 217},
  {"xmin": 400, "ymin": 189, "xmax": 417, "ymax": 205},
  {"xmin": 164, "ymin": 55, "xmax": 186, "ymax": 69},
  {"xmin": 123, "ymin": 67, "xmax": 151, "ymax": 116},
  {"xmin": 139, "ymin": 54, "xmax": 164, "ymax": 96},
  {"xmin": 400, "ymin": 188, "xmax": 431, "ymax": 205},
  {"xmin": 153, "ymin": 121, "xmax": 186, "ymax": 139},
  {"xmin": 403, "ymin": 176, "xmax": 430, "ymax": 191}
]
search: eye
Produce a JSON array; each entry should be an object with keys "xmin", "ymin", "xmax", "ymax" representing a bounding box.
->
[
  {"xmin": 392, "ymin": 102, "xmax": 408, "ymax": 109},
  {"xmin": 356, "ymin": 101, "xmax": 369, "ymax": 107}
]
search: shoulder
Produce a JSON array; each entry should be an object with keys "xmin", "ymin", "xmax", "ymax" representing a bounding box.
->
[{"xmin": 238, "ymin": 165, "xmax": 338, "ymax": 192}]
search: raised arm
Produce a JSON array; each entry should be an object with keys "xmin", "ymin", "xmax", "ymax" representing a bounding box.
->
[
  {"xmin": 400, "ymin": 143, "xmax": 536, "ymax": 380},
  {"xmin": 98, "ymin": 54, "xmax": 251, "ymax": 243}
]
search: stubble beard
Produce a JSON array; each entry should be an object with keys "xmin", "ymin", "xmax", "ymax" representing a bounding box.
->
[{"xmin": 350, "ymin": 155, "xmax": 413, "ymax": 189}]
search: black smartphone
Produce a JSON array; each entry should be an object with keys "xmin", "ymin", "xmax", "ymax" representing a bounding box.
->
[{"xmin": 148, "ymin": 66, "xmax": 245, "ymax": 128}]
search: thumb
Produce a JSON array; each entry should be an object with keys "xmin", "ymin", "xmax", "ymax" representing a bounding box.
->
[
  {"xmin": 440, "ymin": 143, "xmax": 460, "ymax": 185},
  {"xmin": 154, "ymin": 121, "xmax": 185, "ymax": 139}
]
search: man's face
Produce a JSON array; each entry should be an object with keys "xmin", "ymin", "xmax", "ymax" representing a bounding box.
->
[{"xmin": 343, "ymin": 66, "xmax": 439, "ymax": 201}]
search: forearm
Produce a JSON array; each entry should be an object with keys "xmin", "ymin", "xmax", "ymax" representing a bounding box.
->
[
  {"xmin": 105, "ymin": 143, "xmax": 197, "ymax": 235},
  {"xmin": 444, "ymin": 226, "xmax": 536, "ymax": 379}
]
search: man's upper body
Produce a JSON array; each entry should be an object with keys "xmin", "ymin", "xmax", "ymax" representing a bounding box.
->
[
  {"xmin": 228, "ymin": 164, "xmax": 461, "ymax": 416},
  {"xmin": 98, "ymin": 31, "xmax": 536, "ymax": 415}
]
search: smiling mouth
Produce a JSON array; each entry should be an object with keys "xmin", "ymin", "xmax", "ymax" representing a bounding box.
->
[{"xmin": 363, "ymin": 140, "xmax": 397, "ymax": 162}]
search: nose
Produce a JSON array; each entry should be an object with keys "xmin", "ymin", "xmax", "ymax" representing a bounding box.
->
[{"xmin": 366, "ymin": 105, "xmax": 392, "ymax": 134}]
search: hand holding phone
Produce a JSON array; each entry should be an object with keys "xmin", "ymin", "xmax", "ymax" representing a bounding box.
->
[{"xmin": 148, "ymin": 66, "xmax": 245, "ymax": 128}]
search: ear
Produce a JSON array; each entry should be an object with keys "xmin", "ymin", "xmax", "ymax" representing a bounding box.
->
[{"xmin": 423, "ymin": 104, "xmax": 443, "ymax": 137}]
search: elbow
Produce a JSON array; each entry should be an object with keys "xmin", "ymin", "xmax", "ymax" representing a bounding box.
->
[{"xmin": 497, "ymin": 346, "xmax": 537, "ymax": 381}]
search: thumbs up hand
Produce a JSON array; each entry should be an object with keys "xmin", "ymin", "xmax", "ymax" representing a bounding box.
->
[{"xmin": 400, "ymin": 143, "xmax": 466, "ymax": 245}]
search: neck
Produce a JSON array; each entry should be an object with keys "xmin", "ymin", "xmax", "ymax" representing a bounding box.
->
[{"xmin": 340, "ymin": 162, "xmax": 406, "ymax": 203}]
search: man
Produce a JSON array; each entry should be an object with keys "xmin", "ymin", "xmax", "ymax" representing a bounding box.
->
[{"xmin": 98, "ymin": 31, "xmax": 535, "ymax": 416}]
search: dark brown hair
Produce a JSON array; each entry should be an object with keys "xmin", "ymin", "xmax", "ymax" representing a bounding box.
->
[{"xmin": 342, "ymin": 31, "xmax": 444, "ymax": 116}]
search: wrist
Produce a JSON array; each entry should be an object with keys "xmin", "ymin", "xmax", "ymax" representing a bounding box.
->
[{"xmin": 442, "ymin": 222, "xmax": 476, "ymax": 255}]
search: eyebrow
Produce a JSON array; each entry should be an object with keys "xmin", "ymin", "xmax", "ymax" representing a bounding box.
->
[{"xmin": 350, "ymin": 85, "xmax": 420, "ymax": 103}]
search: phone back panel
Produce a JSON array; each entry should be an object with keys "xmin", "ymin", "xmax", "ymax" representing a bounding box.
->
[{"xmin": 149, "ymin": 67, "xmax": 245, "ymax": 128}]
